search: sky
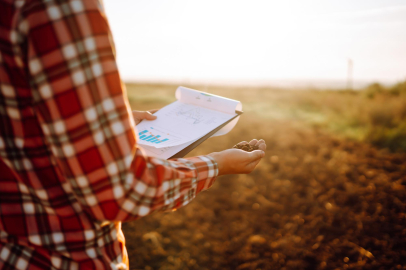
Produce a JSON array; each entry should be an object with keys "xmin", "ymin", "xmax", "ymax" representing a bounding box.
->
[{"xmin": 103, "ymin": 0, "xmax": 406, "ymax": 88}]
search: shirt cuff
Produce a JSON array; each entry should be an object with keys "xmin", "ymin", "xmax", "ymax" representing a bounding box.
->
[{"xmin": 185, "ymin": 155, "xmax": 219, "ymax": 193}]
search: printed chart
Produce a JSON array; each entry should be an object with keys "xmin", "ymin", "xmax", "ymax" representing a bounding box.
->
[
  {"xmin": 138, "ymin": 127, "xmax": 182, "ymax": 146},
  {"xmin": 175, "ymin": 107, "xmax": 203, "ymax": 124},
  {"xmin": 165, "ymin": 103, "xmax": 228, "ymax": 128}
]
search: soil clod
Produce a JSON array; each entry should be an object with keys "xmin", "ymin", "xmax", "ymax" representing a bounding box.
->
[{"xmin": 233, "ymin": 143, "xmax": 259, "ymax": 152}]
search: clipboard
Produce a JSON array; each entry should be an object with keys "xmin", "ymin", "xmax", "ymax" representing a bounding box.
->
[{"xmin": 169, "ymin": 110, "xmax": 243, "ymax": 159}]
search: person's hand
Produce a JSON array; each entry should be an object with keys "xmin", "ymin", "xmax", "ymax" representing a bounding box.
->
[
  {"xmin": 208, "ymin": 139, "xmax": 266, "ymax": 175},
  {"xmin": 133, "ymin": 109, "xmax": 158, "ymax": 125}
]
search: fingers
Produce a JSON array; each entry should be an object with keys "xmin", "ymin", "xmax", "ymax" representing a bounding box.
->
[
  {"xmin": 248, "ymin": 139, "xmax": 266, "ymax": 152},
  {"xmin": 246, "ymin": 157, "xmax": 262, "ymax": 172},
  {"xmin": 249, "ymin": 139, "xmax": 258, "ymax": 146},
  {"xmin": 132, "ymin": 110, "xmax": 157, "ymax": 126},
  {"xmin": 138, "ymin": 111, "xmax": 157, "ymax": 121},
  {"xmin": 249, "ymin": 149, "xmax": 265, "ymax": 160},
  {"xmin": 211, "ymin": 148, "xmax": 265, "ymax": 175},
  {"xmin": 257, "ymin": 139, "xmax": 266, "ymax": 151},
  {"xmin": 251, "ymin": 139, "xmax": 264, "ymax": 147},
  {"xmin": 148, "ymin": 109, "xmax": 159, "ymax": 114},
  {"xmin": 243, "ymin": 150, "xmax": 264, "ymax": 173},
  {"xmin": 256, "ymin": 139, "xmax": 265, "ymax": 145}
]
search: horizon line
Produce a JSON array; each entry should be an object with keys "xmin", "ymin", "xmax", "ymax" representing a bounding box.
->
[{"xmin": 122, "ymin": 77, "xmax": 404, "ymax": 90}]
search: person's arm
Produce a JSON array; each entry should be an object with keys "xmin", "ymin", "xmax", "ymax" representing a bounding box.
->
[{"xmin": 24, "ymin": 0, "xmax": 264, "ymax": 222}]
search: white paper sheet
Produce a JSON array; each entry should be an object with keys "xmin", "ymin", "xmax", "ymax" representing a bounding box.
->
[
  {"xmin": 139, "ymin": 141, "xmax": 194, "ymax": 160},
  {"xmin": 136, "ymin": 86, "xmax": 242, "ymax": 159},
  {"xmin": 175, "ymin": 87, "xmax": 243, "ymax": 137}
]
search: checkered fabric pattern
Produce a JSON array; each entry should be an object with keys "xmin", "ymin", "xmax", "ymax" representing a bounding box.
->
[{"xmin": 0, "ymin": 0, "xmax": 218, "ymax": 269}]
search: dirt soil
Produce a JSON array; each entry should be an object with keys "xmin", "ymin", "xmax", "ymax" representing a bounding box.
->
[{"xmin": 123, "ymin": 115, "xmax": 406, "ymax": 270}]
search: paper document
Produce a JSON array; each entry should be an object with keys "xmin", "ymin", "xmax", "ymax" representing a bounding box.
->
[{"xmin": 137, "ymin": 86, "xmax": 242, "ymax": 159}]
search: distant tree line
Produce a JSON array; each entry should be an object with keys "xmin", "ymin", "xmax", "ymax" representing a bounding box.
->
[{"xmin": 364, "ymin": 80, "xmax": 406, "ymax": 98}]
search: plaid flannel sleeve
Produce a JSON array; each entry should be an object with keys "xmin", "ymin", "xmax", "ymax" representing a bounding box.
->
[{"xmin": 25, "ymin": 0, "xmax": 218, "ymax": 221}]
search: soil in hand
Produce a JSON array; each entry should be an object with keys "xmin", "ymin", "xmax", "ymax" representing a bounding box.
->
[{"xmin": 233, "ymin": 143, "xmax": 259, "ymax": 152}]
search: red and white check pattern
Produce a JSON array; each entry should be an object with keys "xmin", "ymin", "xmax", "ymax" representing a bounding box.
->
[{"xmin": 0, "ymin": 0, "xmax": 218, "ymax": 269}]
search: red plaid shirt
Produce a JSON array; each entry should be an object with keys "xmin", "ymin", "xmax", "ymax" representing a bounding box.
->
[{"xmin": 0, "ymin": 0, "xmax": 218, "ymax": 269}]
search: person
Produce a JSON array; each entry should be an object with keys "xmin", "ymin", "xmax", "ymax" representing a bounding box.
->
[{"xmin": 0, "ymin": 0, "xmax": 266, "ymax": 269}]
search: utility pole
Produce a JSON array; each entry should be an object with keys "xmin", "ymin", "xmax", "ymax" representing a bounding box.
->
[{"xmin": 347, "ymin": 58, "xmax": 353, "ymax": 90}]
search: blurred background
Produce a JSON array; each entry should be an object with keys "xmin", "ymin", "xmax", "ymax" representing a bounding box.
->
[{"xmin": 103, "ymin": 1, "xmax": 406, "ymax": 269}]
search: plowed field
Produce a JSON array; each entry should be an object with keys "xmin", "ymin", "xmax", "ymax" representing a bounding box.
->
[{"xmin": 124, "ymin": 84, "xmax": 406, "ymax": 270}]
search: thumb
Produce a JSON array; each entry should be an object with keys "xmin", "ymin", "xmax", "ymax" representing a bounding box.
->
[
  {"xmin": 249, "ymin": 150, "xmax": 265, "ymax": 161},
  {"xmin": 143, "ymin": 111, "xmax": 157, "ymax": 120}
]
